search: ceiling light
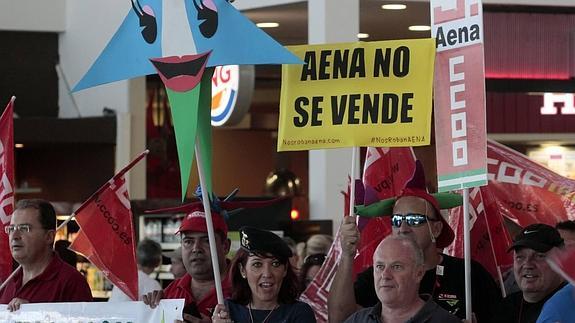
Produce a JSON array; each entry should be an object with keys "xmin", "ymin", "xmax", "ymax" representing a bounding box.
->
[
  {"xmin": 409, "ymin": 25, "xmax": 431, "ymax": 31},
  {"xmin": 256, "ymin": 22, "xmax": 279, "ymax": 28},
  {"xmin": 15, "ymin": 143, "xmax": 24, "ymax": 148},
  {"xmin": 382, "ymin": 4, "xmax": 407, "ymax": 10},
  {"xmin": 357, "ymin": 33, "xmax": 369, "ymax": 39}
]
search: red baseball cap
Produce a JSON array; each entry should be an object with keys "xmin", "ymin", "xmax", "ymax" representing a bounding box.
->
[{"xmin": 176, "ymin": 206, "xmax": 228, "ymax": 238}]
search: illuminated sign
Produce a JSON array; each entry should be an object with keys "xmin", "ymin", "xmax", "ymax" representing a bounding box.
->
[
  {"xmin": 540, "ymin": 93, "xmax": 575, "ymax": 115},
  {"xmin": 211, "ymin": 65, "xmax": 254, "ymax": 126}
]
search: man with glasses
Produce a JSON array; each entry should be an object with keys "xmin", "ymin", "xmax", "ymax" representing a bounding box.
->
[
  {"xmin": 492, "ymin": 223, "xmax": 566, "ymax": 323},
  {"xmin": 143, "ymin": 205, "xmax": 231, "ymax": 322},
  {"xmin": 328, "ymin": 163, "xmax": 500, "ymax": 322},
  {"xmin": 0, "ymin": 199, "xmax": 93, "ymax": 311}
]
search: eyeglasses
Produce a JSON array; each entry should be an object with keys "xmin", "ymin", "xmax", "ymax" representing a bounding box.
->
[
  {"xmin": 4, "ymin": 224, "xmax": 32, "ymax": 234},
  {"xmin": 303, "ymin": 253, "xmax": 327, "ymax": 266},
  {"xmin": 391, "ymin": 214, "xmax": 435, "ymax": 228}
]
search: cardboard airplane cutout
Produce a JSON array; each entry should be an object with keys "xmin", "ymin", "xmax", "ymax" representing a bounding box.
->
[{"xmin": 74, "ymin": 0, "xmax": 301, "ymax": 199}]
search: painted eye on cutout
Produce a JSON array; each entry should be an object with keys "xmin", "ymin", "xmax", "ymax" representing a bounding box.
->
[
  {"xmin": 193, "ymin": 0, "xmax": 218, "ymax": 38},
  {"xmin": 131, "ymin": 0, "xmax": 157, "ymax": 44}
]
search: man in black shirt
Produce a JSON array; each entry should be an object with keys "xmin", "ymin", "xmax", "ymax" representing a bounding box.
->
[
  {"xmin": 328, "ymin": 162, "xmax": 501, "ymax": 322},
  {"xmin": 491, "ymin": 223, "xmax": 566, "ymax": 323}
]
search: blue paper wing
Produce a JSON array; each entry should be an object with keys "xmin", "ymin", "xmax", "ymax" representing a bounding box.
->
[
  {"xmin": 73, "ymin": 0, "xmax": 163, "ymax": 92},
  {"xmin": 186, "ymin": 0, "xmax": 302, "ymax": 66}
]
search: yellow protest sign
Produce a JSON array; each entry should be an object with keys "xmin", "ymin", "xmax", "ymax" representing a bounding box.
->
[{"xmin": 278, "ymin": 39, "xmax": 435, "ymax": 151}]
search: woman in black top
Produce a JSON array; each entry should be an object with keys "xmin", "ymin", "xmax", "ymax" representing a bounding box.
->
[{"xmin": 212, "ymin": 227, "xmax": 316, "ymax": 323}]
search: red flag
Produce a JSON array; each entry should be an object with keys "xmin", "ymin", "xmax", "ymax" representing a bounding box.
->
[
  {"xmin": 70, "ymin": 228, "xmax": 108, "ymax": 274},
  {"xmin": 353, "ymin": 147, "xmax": 417, "ymax": 274},
  {"xmin": 301, "ymin": 147, "xmax": 416, "ymax": 322},
  {"xmin": 69, "ymin": 151, "xmax": 147, "ymax": 301},
  {"xmin": 447, "ymin": 139, "xmax": 575, "ymax": 293},
  {"xmin": 0, "ymin": 97, "xmax": 15, "ymax": 282},
  {"xmin": 547, "ymin": 245, "xmax": 575, "ymax": 285},
  {"xmin": 486, "ymin": 139, "xmax": 575, "ymax": 226},
  {"xmin": 446, "ymin": 186, "xmax": 513, "ymax": 292}
]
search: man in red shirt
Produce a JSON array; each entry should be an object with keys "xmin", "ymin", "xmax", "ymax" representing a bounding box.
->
[
  {"xmin": 0, "ymin": 199, "xmax": 93, "ymax": 311},
  {"xmin": 144, "ymin": 205, "xmax": 231, "ymax": 322}
]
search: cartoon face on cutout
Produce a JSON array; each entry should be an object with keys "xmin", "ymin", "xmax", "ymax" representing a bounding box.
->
[
  {"xmin": 74, "ymin": 0, "xmax": 301, "ymax": 200},
  {"xmin": 74, "ymin": 0, "xmax": 301, "ymax": 92}
]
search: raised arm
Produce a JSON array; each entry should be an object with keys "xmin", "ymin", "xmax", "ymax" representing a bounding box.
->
[{"xmin": 328, "ymin": 216, "xmax": 362, "ymax": 322}]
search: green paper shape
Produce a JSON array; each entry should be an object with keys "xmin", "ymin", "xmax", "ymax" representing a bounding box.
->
[
  {"xmin": 165, "ymin": 68, "xmax": 215, "ymax": 201},
  {"xmin": 197, "ymin": 68, "xmax": 215, "ymax": 195},
  {"xmin": 166, "ymin": 86, "xmax": 200, "ymax": 201}
]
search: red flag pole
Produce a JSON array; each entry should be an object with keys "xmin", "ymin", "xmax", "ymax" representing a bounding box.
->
[
  {"xmin": 0, "ymin": 149, "xmax": 149, "ymax": 292},
  {"xmin": 482, "ymin": 194, "xmax": 507, "ymax": 298},
  {"xmin": 194, "ymin": 138, "xmax": 224, "ymax": 304},
  {"xmin": 74, "ymin": 150, "xmax": 149, "ymax": 216}
]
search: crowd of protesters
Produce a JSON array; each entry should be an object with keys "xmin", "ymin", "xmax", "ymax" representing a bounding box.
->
[{"xmin": 1, "ymin": 175, "xmax": 574, "ymax": 323}]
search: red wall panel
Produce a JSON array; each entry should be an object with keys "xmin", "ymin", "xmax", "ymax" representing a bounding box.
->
[
  {"xmin": 486, "ymin": 92, "xmax": 575, "ymax": 133},
  {"xmin": 484, "ymin": 12, "xmax": 575, "ymax": 80}
]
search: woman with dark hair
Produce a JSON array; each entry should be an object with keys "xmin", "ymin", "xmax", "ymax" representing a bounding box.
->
[
  {"xmin": 212, "ymin": 226, "xmax": 316, "ymax": 323},
  {"xmin": 299, "ymin": 253, "xmax": 327, "ymax": 291}
]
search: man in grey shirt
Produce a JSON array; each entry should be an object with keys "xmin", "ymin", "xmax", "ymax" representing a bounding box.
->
[{"xmin": 344, "ymin": 235, "xmax": 459, "ymax": 323}]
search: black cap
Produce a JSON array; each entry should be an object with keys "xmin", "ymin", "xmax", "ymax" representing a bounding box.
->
[
  {"xmin": 508, "ymin": 223, "xmax": 564, "ymax": 253},
  {"xmin": 239, "ymin": 226, "xmax": 293, "ymax": 259}
]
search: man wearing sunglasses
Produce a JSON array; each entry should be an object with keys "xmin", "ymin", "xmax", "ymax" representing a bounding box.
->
[
  {"xmin": 328, "ymin": 164, "xmax": 500, "ymax": 322},
  {"xmin": 0, "ymin": 199, "xmax": 93, "ymax": 311}
]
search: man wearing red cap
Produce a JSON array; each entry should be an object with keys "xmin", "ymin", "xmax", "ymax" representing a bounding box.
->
[
  {"xmin": 144, "ymin": 206, "xmax": 231, "ymax": 322},
  {"xmin": 328, "ymin": 163, "xmax": 500, "ymax": 322}
]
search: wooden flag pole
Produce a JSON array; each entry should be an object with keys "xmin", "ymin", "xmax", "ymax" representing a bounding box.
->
[
  {"xmin": 349, "ymin": 147, "xmax": 358, "ymax": 217},
  {"xmin": 194, "ymin": 138, "xmax": 225, "ymax": 305},
  {"xmin": 463, "ymin": 188, "xmax": 473, "ymax": 321}
]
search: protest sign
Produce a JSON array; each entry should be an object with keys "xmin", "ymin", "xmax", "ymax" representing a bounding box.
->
[
  {"xmin": 0, "ymin": 299, "xmax": 183, "ymax": 322},
  {"xmin": 278, "ymin": 39, "xmax": 435, "ymax": 151},
  {"xmin": 432, "ymin": 0, "xmax": 488, "ymax": 192}
]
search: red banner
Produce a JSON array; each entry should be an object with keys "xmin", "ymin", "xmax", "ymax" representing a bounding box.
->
[
  {"xmin": 70, "ymin": 152, "xmax": 147, "ymax": 301},
  {"xmin": 485, "ymin": 140, "xmax": 575, "ymax": 226},
  {"xmin": 0, "ymin": 97, "xmax": 15, "ymax": 282},
  {"xmin": 446, "ymin": 139, "xmax": 575, "ymax": 292}
]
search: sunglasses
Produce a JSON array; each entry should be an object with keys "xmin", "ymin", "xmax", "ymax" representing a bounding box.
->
[{"xmin": 391, "ymin": 214, "xmax": 435, "ymax": 228}]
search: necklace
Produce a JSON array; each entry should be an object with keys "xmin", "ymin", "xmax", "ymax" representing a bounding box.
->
[{"xmin": 248, "ymin": 302, "xmax": 279, "ymax": 323}]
